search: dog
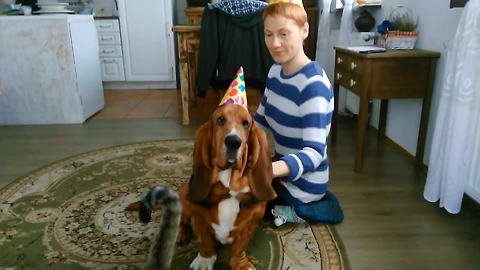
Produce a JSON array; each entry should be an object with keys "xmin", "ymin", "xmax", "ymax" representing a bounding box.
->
[{"xmin": 139, "ymin": 103, "xmax": 277, "ymax": 270}]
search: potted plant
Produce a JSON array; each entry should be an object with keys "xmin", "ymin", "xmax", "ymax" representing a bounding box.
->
[{"xmin": 377, "ymin": 6, "xmax": 419, "ymax": 50}]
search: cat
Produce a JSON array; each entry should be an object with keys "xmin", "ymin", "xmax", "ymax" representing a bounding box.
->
[{"xmin": 139, "ymin": 186, "xmax": 182, "ymax": 270}]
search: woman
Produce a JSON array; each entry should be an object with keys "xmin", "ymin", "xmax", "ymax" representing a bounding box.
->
[{"xmin": 254, "ymin": 0, "xmax": 343, "ymax": 226}]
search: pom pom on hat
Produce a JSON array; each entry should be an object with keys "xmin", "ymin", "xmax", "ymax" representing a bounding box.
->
[
  {"xmin": 219, "ymin": 66, "xmax": 248, "ymax": 111},
  {"xmin": 269, "ymin": 0, "xmax": 304, "ymax": 8}
]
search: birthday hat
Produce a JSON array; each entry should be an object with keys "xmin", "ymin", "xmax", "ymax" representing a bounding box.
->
[
  {"xmin": 219, "ymin": 66, "xmax": 248, "ymax": 110},
  {"xmin": 269, "ymin": 0, "xmax": 304, "ymax": 8}
]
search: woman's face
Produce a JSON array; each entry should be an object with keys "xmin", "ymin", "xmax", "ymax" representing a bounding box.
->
[{"xmin": 264, "ymin": 14, "xmax": 308, "ymax": 64}]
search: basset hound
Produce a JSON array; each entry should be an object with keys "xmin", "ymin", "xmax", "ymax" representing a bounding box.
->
[{"xmin": 176, "ymin": 103, "xmax": 277, "ymax": 270}]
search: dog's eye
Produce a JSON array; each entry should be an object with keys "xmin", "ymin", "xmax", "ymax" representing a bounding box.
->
[
  {"xmin": 242, "ymin": 120, "xmax": 249, "ymax": 129},
  {"xmin": 217, "ymin": 116, "xmax": 225, "ymax": 125}
]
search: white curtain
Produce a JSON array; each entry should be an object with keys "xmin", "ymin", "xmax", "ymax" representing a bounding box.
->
[
  {"xmin": 338, "ymin": 0, "xmax": 354, "ymax": 46},
  {"xmin": 314, "ymin": 0, "xmax": 331, "ymax": 70},
  {"xmin": 424, "ymin": 0, "xmax": 480, "ymax": 214}
]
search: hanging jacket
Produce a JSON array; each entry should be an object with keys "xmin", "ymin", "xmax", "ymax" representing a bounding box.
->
[{"xmin": 195, "ymin": 5, "xmax": 275, "ymax": 98}]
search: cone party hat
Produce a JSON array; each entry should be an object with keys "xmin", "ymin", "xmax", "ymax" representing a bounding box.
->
[
  {"xmin": 269, "ymin": 0, "xmax": 304, "ymax": 8},
  {"xmin": 219, "ymin": 66, "xmax": 248, "ymax": 110}
]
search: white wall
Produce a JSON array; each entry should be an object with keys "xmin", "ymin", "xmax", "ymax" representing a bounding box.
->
[{"xmin": 366, "ymin": 0, "xmax": 463, "ymax": 165}]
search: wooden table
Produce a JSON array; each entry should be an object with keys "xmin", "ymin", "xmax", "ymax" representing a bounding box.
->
[
  {"xmin": 331, "ymin": 46, "xmax": 441, "ymax": 173},
  {"xmin": 172, "ymin": 25, "xmax": 201, "ymax": 125}
]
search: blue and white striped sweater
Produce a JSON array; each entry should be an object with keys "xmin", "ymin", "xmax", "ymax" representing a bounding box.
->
[{"xmin": 253, "ymin": 62, "xmax": 334, "ymax": 206}]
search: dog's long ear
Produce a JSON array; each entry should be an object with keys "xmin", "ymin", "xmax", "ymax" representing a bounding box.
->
[
  {"xmin": 186, "ymin": 120, "xmax": 213, "ymax": 203},
  {"xmin": 246, "ymin": 125, "xmax": 277, "ymax": 202}
]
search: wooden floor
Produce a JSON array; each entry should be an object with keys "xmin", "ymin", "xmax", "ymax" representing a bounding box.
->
[
  {"xmin": 90, "ymin": 89, "xmax": 262, "ymax": 120},
  {"xmin": 1, "ymin": 89, "xmax": 479, "ymax": 269}
]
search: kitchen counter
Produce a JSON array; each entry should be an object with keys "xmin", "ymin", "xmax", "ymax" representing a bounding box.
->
[{"xmin": 0, "ymin": 14, "xmax": 105, "ymax": 125}]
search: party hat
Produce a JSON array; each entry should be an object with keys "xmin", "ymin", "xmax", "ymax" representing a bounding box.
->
[
  {"xmin": 269, "ymin": 0, "xmax": 304, "ymax": 8},
  {"xmin": 219, "ymin": 66, "xmax": 248, "ymax": 111}
]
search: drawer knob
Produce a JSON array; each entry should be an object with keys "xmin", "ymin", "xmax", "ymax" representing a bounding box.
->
[
  {"xmin": 101, "ymin": 37, "xmax": 114, "ymax": 41},
  {"xmin": 337, "ymin": 57, "xmax": 343, "ymax": 64},
  {"xmin": 350, "ymin": 79, "xmax": 356, "ymax": 87},
  {"xmin": 336, "ymin": 73, "xmax": 342, "ymax": 79},
  {"xmin": 99, "ymin": 25, "xmax": 112, "ymax": 28},
  {"xmin": 102, "ymin": 50, "xmax": 115, "ymax": 53},
  {"xmin": 103, "ymin": 59, "xmax": 116, "ymax": 63},
  {"xmin": 351, "ymin": 62, "xmax": 357, "ymax": 69}
]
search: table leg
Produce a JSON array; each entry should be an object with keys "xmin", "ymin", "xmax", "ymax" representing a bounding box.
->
[
  {"xmin": 378, "ymin": 99, "xmax": 389, "ymax": 141},
  {"xmin": 355, "ymin": 95, "xmax": 370, "ymax": 173},
  {"xmin": 415, "ymin": 58, "xmax": 437, "ymax": 170},
  {"xmin": 331, "ymin": 82, "xmax": 340, "ymax": 143},
  {"xmin": 177, "ymin": 34, "xmax": 190, "ymax": 126}
]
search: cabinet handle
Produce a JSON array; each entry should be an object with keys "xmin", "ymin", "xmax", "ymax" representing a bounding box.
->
[
  {"xmin": 101, "ymin": 37, "xmax": 114, "ymax": 41},
  {"xmin": 102, "ymin": 50, "xmax": 115, "ymax": 53},
  {"xmin": 99, "ymin": 25, "xmax": 112, "ymax": 28},
  {"xmin": 336, "ymin": 73, "xmax": 342, "ymax": 80},
  {"xmin": 351, "ymin": 62, "xmax": 357, "ymax": 69},
  {"xmin": 102, "ymin": 59, "xmax": 116, "ymax": 62},
  {"xmin": 350, "ymin": 79, "xmax": 356, "ymax": 87},
  {"xmin": 337, "ymin": 57, "xmax": 343, "ymax": 64}
]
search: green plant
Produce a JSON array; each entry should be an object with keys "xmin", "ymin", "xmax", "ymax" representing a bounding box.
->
[{"xmin": 387, "ymin": 6, "xmax": 419, "ymax": 32}]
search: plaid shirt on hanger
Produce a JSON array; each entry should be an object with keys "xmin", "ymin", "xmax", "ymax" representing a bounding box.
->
[{"xmin": 208, "ymin": 0, "xmax": 268, "ymax": 15}]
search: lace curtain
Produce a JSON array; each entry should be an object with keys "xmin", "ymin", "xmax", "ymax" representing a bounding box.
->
[
  {"xmin": 423, "ymin": 0, "xmax": 480, "ymax": 214},
  {"xmin": 314, "ymin": 0, "xmax": 331, "ymax": 70},
  {"xmin": 338, "ymin": 0, "xmax": 354, "ymax": 46}
]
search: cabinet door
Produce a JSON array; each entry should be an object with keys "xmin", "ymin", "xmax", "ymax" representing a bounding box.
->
[
  {"xmin": 118, "ymin": 0, "xmax": 175, "ymax": 82},
  {"xmin": 100, "ymin": 57, "xmax": 126, "ymax": 81}
]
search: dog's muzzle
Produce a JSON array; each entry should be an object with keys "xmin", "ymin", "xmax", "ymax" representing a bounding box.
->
[{"xmin": 224, "ymin": 134, "xmax": 241, "ymax": 163}]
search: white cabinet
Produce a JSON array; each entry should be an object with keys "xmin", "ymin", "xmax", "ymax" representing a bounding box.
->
[
  {"xmin": 117, "ymin": 0, "xmax": 176, "ymax": 82},
  {"xmin": 95, "ymin": 19, "xmax": 126, "ymax": 81},
  {"xmin": 0, "ymin": 15, "xmax": 104, "ymax": 125}
]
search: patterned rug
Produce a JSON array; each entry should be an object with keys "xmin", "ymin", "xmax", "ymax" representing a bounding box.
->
[{"xmin": 0, "ymin": 140, "xmax": 350, "ymax": 270}]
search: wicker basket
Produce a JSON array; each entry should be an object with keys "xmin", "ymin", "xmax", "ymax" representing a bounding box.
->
[
  {"xmin": 379, "ymin": 6, "xmax": 419, "ymax": 50},
  {"xmin": 384, "ymin": 30, "xmax": 419, "ymax": 50}
]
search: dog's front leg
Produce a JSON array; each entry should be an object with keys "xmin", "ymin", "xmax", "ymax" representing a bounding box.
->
[
  {"xmin": 229, "ymin": 222, "xmax": 257, "ymax": 270},
  {"xmin": 190, "ymin": 216, "xmax": 217, "ymax": 270}
]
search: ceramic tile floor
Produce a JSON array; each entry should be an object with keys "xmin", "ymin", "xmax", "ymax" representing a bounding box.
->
[{"xmin": 90, "ymin": 89, "xmax": 262, "ymax": 120}]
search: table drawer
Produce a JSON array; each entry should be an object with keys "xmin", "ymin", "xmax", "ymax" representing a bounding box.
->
[
  {"xmin": 334, "ymin": 70, "xmax": 362, "ymax": 95},
  {"xmin": 335, "ymin": 53, "xmax": 349, "ymax": 71},
  {"xmin": 347, "ymin": 57, "xmax": 364, "ymax": 75}
]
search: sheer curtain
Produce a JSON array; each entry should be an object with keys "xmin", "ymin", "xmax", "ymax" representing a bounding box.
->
[
  {"xmin": 424, "ymin": 0, "xmax": 480, "ymax": 214},
  {"xmin": 314, "ymin": 0, "xmax": 331, "ymax": 71},
  {"xmin": 338, "ymin": 0, "xmax": 354, "ymax": 46}
]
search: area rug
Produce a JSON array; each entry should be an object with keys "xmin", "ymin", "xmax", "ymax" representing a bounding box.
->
[{"xmin": 0, "ymin": 140, "xmax": 350, "ymax": 270}]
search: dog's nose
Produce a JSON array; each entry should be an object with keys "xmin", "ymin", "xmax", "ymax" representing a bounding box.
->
[{"xmin": 224, "ymin": 135, "xmax": 242, "ymax": 150}]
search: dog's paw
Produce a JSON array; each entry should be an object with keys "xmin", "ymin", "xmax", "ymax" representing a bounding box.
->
[
  {"xmin": 189, "ymin": 253, "xmax": 216, "ymax": 270},
  {"xmin": 176, "ymin": 223, "xmax": 193, "ymax": 246}
]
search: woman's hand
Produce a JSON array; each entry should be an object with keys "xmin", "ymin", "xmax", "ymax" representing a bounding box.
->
[{"xmin": 272, "ymin": 160, "xmax": 290, "ymax": 178}]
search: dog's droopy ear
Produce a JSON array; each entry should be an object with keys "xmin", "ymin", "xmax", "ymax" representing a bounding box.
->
[
  {"xmin": 246, "ymin": 125, "xmax": 277, "ymax": 202},
  {"xmin": 186, "ymin": 120, "xmax": 214, "ymax": 203}
]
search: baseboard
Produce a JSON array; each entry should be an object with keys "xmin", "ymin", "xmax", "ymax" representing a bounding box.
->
[
  {"xmin": 369, "ymin": 126, "xmax": 429, "ymax": 174},
  {"xmin": 103, "ymin": 81, "xmax": 177, "ymax": 90},
  {"xmin": 464, "ymin": 194, "xmax": 480, "ymax": 216},
  {"xmin": 369, "ymin": 125, "xmax": 480, "ymax": 216}
]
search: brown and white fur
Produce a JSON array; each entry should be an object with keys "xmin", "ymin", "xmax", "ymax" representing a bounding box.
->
[{"xmin": 177, "ymin": 103, "xmax": 277, "ymax": 270}]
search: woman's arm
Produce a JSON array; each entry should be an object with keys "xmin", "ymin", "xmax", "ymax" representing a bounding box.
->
[
  {"xmin": 272, "ymin": 160, "xmax": 290, "ymax": 178},
  {"xmin": 279, "ymin": 78, "xmax": 334, "ymax": 182}
]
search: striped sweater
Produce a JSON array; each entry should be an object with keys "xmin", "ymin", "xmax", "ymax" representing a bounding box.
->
[{"xmin": 253, "ymin": 61, "xmax": 334, "ymax": 206}]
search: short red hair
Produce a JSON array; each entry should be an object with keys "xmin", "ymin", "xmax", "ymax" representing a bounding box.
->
[{"xmin": 262, "ymin": 2, "xmax": 308, "ymax": 27}]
